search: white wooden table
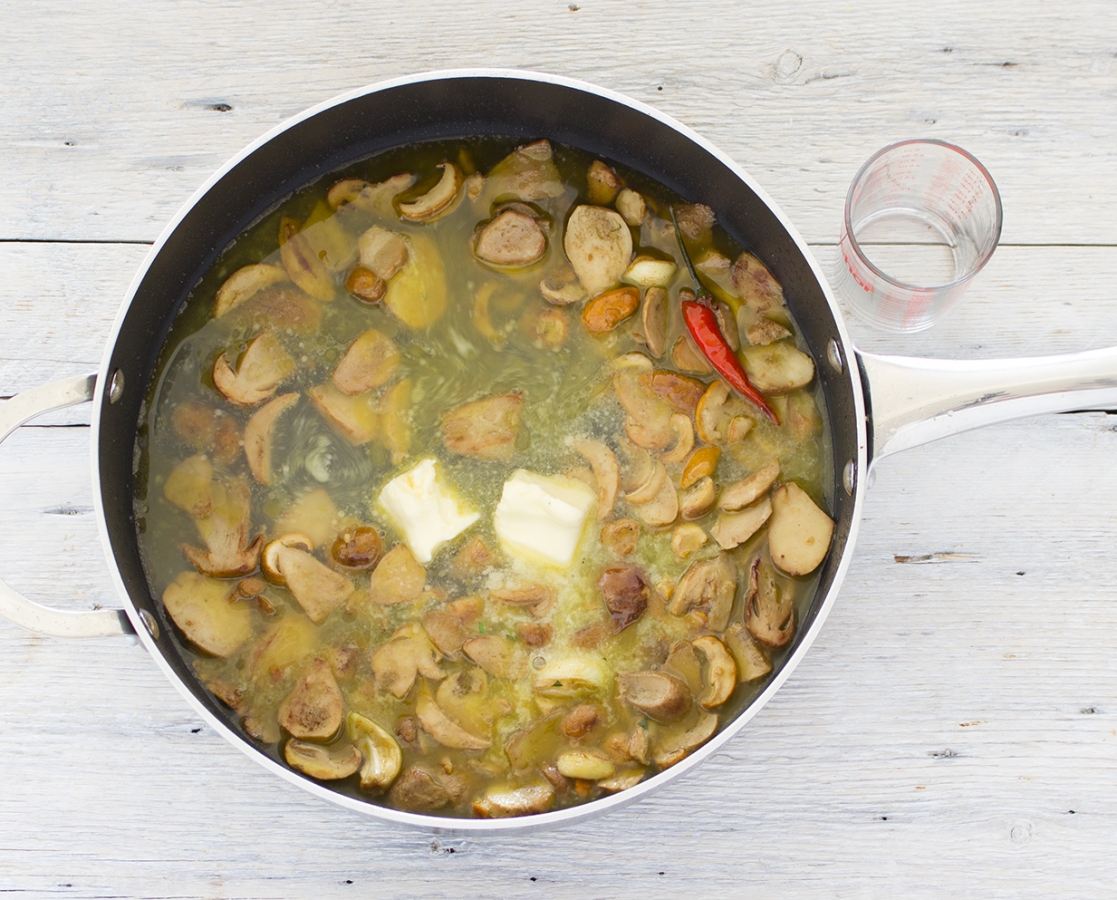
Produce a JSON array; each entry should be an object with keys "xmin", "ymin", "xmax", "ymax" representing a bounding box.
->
[{"xmin": 3, "ymin": 2, "xmax": 1116, "ymax": 896}]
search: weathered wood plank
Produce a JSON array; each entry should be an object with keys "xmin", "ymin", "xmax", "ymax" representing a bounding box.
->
[{"xmin": 1, "ymin": 0, "xmax": 1116, "ymax": 243}]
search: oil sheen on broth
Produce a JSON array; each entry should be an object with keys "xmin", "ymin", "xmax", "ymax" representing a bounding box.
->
[{"xmin": 134, "ymin": 138, "xmax": 835, "ymax": 819}]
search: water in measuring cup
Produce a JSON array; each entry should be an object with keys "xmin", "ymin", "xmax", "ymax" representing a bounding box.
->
[{"xmin": 851, "ymin": 206, "xmax": 980, "ymax": 288}]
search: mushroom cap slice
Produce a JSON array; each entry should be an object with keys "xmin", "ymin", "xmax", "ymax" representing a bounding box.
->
[
  {"xmin": 571, "ymin": 437, "xmax": 620, "ymax": 521},
  {"xmin": 307, "ymin": 382, "xmax": 378, "ymax": 445},
  {"xmin": 388, "ymin": 766, "xmax": 454, "ymax": 812},
  {"xmin": 680, "ymin": 476, "xmax": 717, "ymax": 521},
  {"xmin": 328, "ymin": 172, "xmax": 416, "ymax": 215},
  {"xmin": 163, "ymin": 454, "xmax": 213, "ymax": 516},
  {"xmin": 660, "ymin": 414, "xmax": 695, "ymax": 465},
  {"xmin": 532, "ymin": 654, "xmax": 609, "ymax": 698},
  {"xmin": 582, "ymin": 286, "xmax": 640, "ymax": 334},
  {"xmin": 357, "ymin": 225, "xmax": 410, "ymax": 281},
  {"xmin": 162, "ymin": 571, "xmax": 252, "ymax": 658},
  {"xmin": 730, "ymin": 250, "xmax": 786, "ymax": 313},
  {"xmin": 724, "ymin": 622, "xmax": 773, "ymax": 682},
  {"xmin": 214, "ymin": 263, "xmax": 288, "ymax": 318},
  {"xmin": 244, "ymin": 392, "xmax": 299, "ymax": 485},
  {"xmin": 631, "ymin": 469, "xmax": 679, "ymax": 528},
  {"xmin": 652, "ymin": 710, "xmax": 718, "ymax": 769},
  {"xmin": 695, "ymin": 379, "xmax": 753, "ymax": 445},
  {"xmin": 556, "ymin": 749, "xmax": 615, "ymax": 781},
  {"xmin": 347, "ymin": 712, "xmax": 403, "ymax": 794},
  {"xmin": 383, "ymin": 233, "xmax": 447, "ymax": 329},
  {"xmin": 462, "ymin": 634, "xmax": 525, "ymax": 680},
  {"xmin": 719, "ymin": 460, "xmax": 781, "ymax": 512},
  {"xmin": 597, "ymin": 565, "xmax": 650, "ymax": 633},
  {"xmin": 483, "ymin": 139, "xmax": 564, "ymax": 203},
  {"xmin": 416, "ymin": 690, "xmax": 491, "ymax": 751},
  {"xmin": 398, "ymin": 162, "xmax": 464, "ymax": 221},
  {"xmin": 617, "ymin": 672, "xmax": 692, "ymax": 723},
  {"xmin": 212, "ymin": 331, "xmax": 295, "ymax": 407},
  {"xmin": 622, "ymin": 256, "xmax": 678, "ymax": 288},
  {"xmin": 710, "ymin": 497, "xmax": 772, "ymax": 551},
  {"xmin": 637, "ymin": 285, "xmax": 668, "ymax": 357},
  {"xmin": 183, "ymin": 477, "xmax": 263, "ymax": 578},
  {"xmin": 332, "ymin": 328, "xmax": 400, "ymax": 395},
  {"xmin": 668, "ymin": 553, "xmax": 737, "ymax": 632},
  {"xmin": 279, "ymin": 217, "xmax": 336, "ymax": 302},
  {"xmin": 277, "ymin": 658, "xmax": 344, "ymax": 740},
  {"xmin": 367, "ymin": 544, "xmax": 426, "ymax": 606},
  {"xmin": 741, "ymin": 340, "xmax": 816, "ymax": 394},
  {"xmin": 473, "ymin": 209, "xmax": 547, "ymax": 268},
  {"xmin": 284, "ymin": 739, "xmax": 362, "ymax": 780},
  {"xmin": 613, "ymin": 363, "xmax": 675, "ymax": 451},
  {"xmin": 441, "ymin": 392, "xmax": 523, "ymax": 461},
  {"xmin": 768, "ymin": 482, "xmax": 834, "ymax": 576},
  {"xmin": 265, "ymin": 542, "xmax": 354, "ymax": 623},
  {"xmin": 473, "ymin": 782, "xmax": 555, "ymax": 818},
  {"xmin": 671, "ymin": 522, "xmax": 708, "ymax": 559},
  {"xmin": 539, "ymin": 267, "xmax": 588, "ymax": 306},
  {"xmin": 615, "ymin": 189, "xmax": 647, "ymax": 226},
  {"xmin": 563, "ymin": 205, "xmax": 633, "ymax": 296},
  {"xmin": 692, "ymin": 636, "xmax": 737, "ymax": 709},
  {"xmin": 745, "ymin": 555, "xmax": 796, "ymax": 649},
  {"xmin": 371, "ymin": 625, "xmax": 444, "ymax": 699}
]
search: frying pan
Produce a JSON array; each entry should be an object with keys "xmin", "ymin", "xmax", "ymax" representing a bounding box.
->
[{"xmin": 3, "ymin": 70, "xmax": 1117, "ymax": 833}]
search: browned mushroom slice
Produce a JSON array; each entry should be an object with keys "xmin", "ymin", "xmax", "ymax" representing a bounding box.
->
[
  {"xmin": 277, "ymin": 658, "xmax": 344, "ymax": 740},
  {"xmin": 582, "ymin": 286, "xmax": 640, "ymax": 334},
  {"xmin": 671, "ymin": 523, "xmax": 708, "ymax": 559},
  {"xmin": 680, "ymin": 476, "xmax": 717, "ymax": 521},
  {"xmin": 388, "ymin": 766, "xmax": 453, "ymax": 812},
  {"xmin": 730, "ymin": 250, "xmax": 786, "ymax": 313},
  {"xmin": 598, "ymin": 766, "xmax": 647, "ymax": 793},
  {"xmin": 245, "ymin": 614, "xmax": 317, "ymax": 683},
  {"xmin": 671, "ymin": 334, "xmax": 714, "ymax": 375},
  {"xmin": 710, "ymin": 497, "xmax": 772, "ymax": 551},
  {"xmin": 354, "ymin": 224, "xmax": 410, "ymax": 281},
  {"xmin": 724, "ymin": 622, "xmax": 773, "ymax": 682},
  {"xmin": 692, "ymin": 636, "xmax": 737, "ymax": 709},
  {"xmin": 347, "ymin": 712, "xmax": 403, "ymax": 794},
  {"xmin": 398, "ymin": 162, "xmax": 464, "ymax": 221},
  {"xmin": 423, "ymin": 608, "xmax": 469, "ymax": 657},
  {"xmin": 183, "ymin": 477, "xmax": 263, "ymax": 578},
  {"xmin": 416, "ymin": 690, "xmax": 491, "ymax": 751},
  {"xmin": 719, "ymin": 460, "xmax": 780, "ymax": 512},
  {"xmin": 462, "ymin": 634, "xmax": 526, "ymax": 680},
  {"xmin": 623, "ymin": 454, "xmax": 666, "ymax": 505},
  {"xmin": 741, "ymin": 340, "xmax": 815, "ymax": 394},
  {"xmin": 367, "ymin": 544, "xmax": 426, "ymax": 606},
  {"xmin": 745, "ymin": 556, "xmax": 796, "ymax": 648},
  {"xmin": 571, "ymin": 437, "xmax": 619, "ymax": 520},
  {"xmin": 383, "ymin": 234, "xmax": 447, "ymax": 330},
  {"xmin": 632, "ymin": 469, "xmax": 679, "ymax": 528},
  {"xmin": 212, "ymin": 331, "xmax": 295, "ymax": 407},
  {"xmin": 371, "ymin": 625, "xmax": 444, "ymax": 699},
  {"xmin": 225, "ymin": 284, "xmax": 323, "ymax": 336},
  {"xmin": 244, "ymin": 392, "xmax": 299, "ymax": 485},
  {"xmin": 615, "ymin": 188, "xmax": 646, "ymax": 226},
  {"xmin": 170, "ymin": 401, "xmax": 242, "ymax": 467},
  {"xmin": 601, "ymin": 517, "xmax": 640, "ymax": 556},
  {"xmin": 278, "ymin": 217, "xmax": 335, "ymax": 302},
  {"xmin": 163, "ymin": 454, "xmax": 213, "ymax": 516},
  {"xmin": 652, "ymin": 710, "xmax": 718, "ymax": 768},
  {"xmin": 451, "ymin": 536, "xmax": 497, "ymax": 579},
  {"xmin": 668, "ymin": 553, "xmax": 736, "ymax": 632},
  {"xmin": 661, "ymin": 414, "xmax": 695, "ymax": 465},
  {"xmin": 525, "ymin": 307, "xmax": 569, "ymax": 350},
  {"xmin": 634, "ymin": 285, "xmax": 668, "ymax": 358},
  {"xmin": 440, "ymin": 392, "xmax": 523, "ymax": 461},
  {"xmin": 563, "ymin": 205, "xmax": 633, "ymax": 296},
  {"xmin": 617, "ymin": 672, "xmax": 692, "ymax": 723},
  {"xmin": 473, "ymin": 209, "xmax": 547, "ymax": 267},
  {"xmin": 473, "ymin": 782, "xmax": 556, "ymax": 818},
  {"xmin": 586, "ymin": 159, "xmax": 621, "ymax": 205},
  {"xmin": 274, "ymin": 489, "xmax": 342, "ymax": 549},
  {"xmin": 768, "ymin": 483, "xmax": 834, "ymax": 576},
  {"xmin": 332, "ymin": 329, "xmax": 400, "ymax": 395},
  {"xmin": 346, "ymin": 266, "xmax": 386, "ymax": 303},
  {"xmin": 330, "ymin": 525, "xmax": 383, "ymax": 571},
  {"xmin": 562, "ymin": 703, "xmax": 604, "ymax": 740},
  {"xmin": 162, "ymin": 571, "xmax": 252, "ymax": 657},
  {"xmin": 328, "ymin": 172, "xmax": 416, "ymax": 214},
  {"xmin": 598, "ymin": 565, "xmax": 649, "ymax": 633},
  {"xmin": 695, "ymin": 379, "xmax": 753, "ymax": 446},
  {"xmin": 263, "ymin": 540, "xmax": 354, "ymax": 623},
  {"xmin": 214, "ymin": 263, "xmax": 288, "ymax": 317},
  {"xmin": 284, "ymin": 739, "xmax": 362, "ymax": 780},
  {"xmin": 612, "ymin": 359, "xmax": 675, "ymax": 451},
  {"xmin": 483, "ymin": 139, "xmax": 564, "ymax": 203},
  {"xmin": 307, "ymin": 382, "xmax": 377, "ymax": 445},
  {"xmin": 674, "ymin": 203, "xmax": 716, "ymax": 241},
  {"xmin": 490, "ymin": 582, "xmax": 556, "ymax": 618},
  {"xmin": 739, "ymin": 305, "xmax": 793, "ymax": 346},
  {"xmin": 539, "ymin": 266, "xmax": 588, "ymax": 306}
]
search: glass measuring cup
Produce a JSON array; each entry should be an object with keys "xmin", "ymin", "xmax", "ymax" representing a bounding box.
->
[{"xmin": 834, "ymin": 139, "xmax": 1002, "ymax": 333}]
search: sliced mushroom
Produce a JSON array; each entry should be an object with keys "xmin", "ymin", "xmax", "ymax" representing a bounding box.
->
[
  {"xmin": 244, "ymin": 392, "xmax": 299, "ymax": 485},
  {"xmin": 328, "ymin": 172, "xmax": 416, "ymax": 214},
  {"xmin": 728, "ymin": 416, "xmax": 754, "ymax": 443},
  {"xmin": 183, "ymin": 477, "xmax": 263, "ymax": 578},
  {"xmin": 612, "ymin": 359, "xmax": 675, "ymax": 451},
  {"xmin": 378, "ymin": 378, "xmax": 412, "ymax": 464},
  {"xmin": 557, "ymin": 749, "xmax": 615, "ymax": 781},
  {"xmin": 532, "ymin": 654, "xmax": 609, "ymax": 698},
  {"xmin": 490, "ymin": 582, "xmax": 557, "ymax": 618},
  {"xmin": 623, "ymin": 256, "xmax": 678, "ymax": 288},
  {"xmin": 586, "ymin": 159, "xmax": 621, "ymax": 205},
  {"xmin": 462, "ymin": 634, "xmax": 525, "ymax": 680},
  {"xmin": 163, "ymin": 454, "xmax": 213, "ymax": 516},
  {"xmin": 415, "ymin": 690, "xmax": 492, "ymax": 751},
  {"xmin": 170, "ymin": 401, "xmax": 242, "ymax": 467},
  {"xmin": 598, "ymin": 565, "xmax": 650, "ymax": 633},
  {"xmin": 692, "ymin": 636, "xmax": 737, "ymax": 709},
  {"xmin": 615, "ymin": 188, "xmax": 646, "ymax": 226},
  {"xmin": 223, "ymin": 283, "xmax": 323, "ymax": 335},
  {"xmin": 674, "ymin": 203, "xmax": 715, "ymax": 241},
  {"xmin": 398, "ymin": 162, "xmax": 463, "ymax": 221},
  {"xmin": 617, "ymin": 672, "xmax": 692, "ymax": 723},
  {"xmin": 305, "ymin": 383, "xmax": 377, "ymax": 445},
  {"xmin": 631, "ymin": 468, "xmax": 679, "ymax": 528},
  {"xmin": 623, "ymin": 456, "xmax": 667, "ymax": 505},
  {"xmin": 563, "ymin": 205, "xmax": 633, "ymax": 296},
  {"xmin": 214, "ymin": 263, "xmax": 288, "ymax": 317},
  {"xmin": 724, "ymin": 622, "xmax": 773, "ymax": 682},
  {"xmin": 212, "ymin": 331, "xmax": 295, "ymax": 407},
  {"xmin": 668, "ymin": 553, "xmax": 736, "ymax": 632},
  {"xmin": 357, "ymin": 225, "xmax": 410, "ymax": 280},
  {"xmin": 346, "ymin": 266, "xmax": 386, "ymax": 304},
  {"xmin": 741, "ymin": 340, "xmax": 815, "ymax": 394},
  {"xmin": 695, "ymin": 379, "xmax": 752, "ymax": 445},
  {"xmin": 671, "ymin": 334, "xmax": 714, "ymax": 375},
  {"xmin": 525, "ymin": 306, "xmax": 569, "ymax": 350},
  {"xmin": 661, "ymin": 414, "xmax": 695, "ymax": 464},
  {"xmin": 719, "ymin": 460, "xmax": 780, "ymax": 512},
  {"xmin": 652, "ymin": 710, "xmax": 718, "ymax": 768},
  {"xmin": 582, "ymin": 286, "xmax": 640, "ymax": 334},
  {"xmin": 383, "ymin": 233, "xmax": 447, "ymax": 330},
  {"xmin": 367, "ymin": 544, "xmax": 426, "ymax": 606},
  {"xmin": 738, "ymin": 305, "xmax": 793, "ymax": 346},
  {"xmin": 562, "ymin": 703, "xmax": 604, "ymax": 740},
  {"xmin": 745, "ymin": 556, "xmax": 796, "ymax": 648},
  {"xmin": 441, "ymin": 392, "xmax": 523, "ymax": 461},
  {"xmin": 680, "ymin": 446, "xmax": 720, "ymax": 489},
  {"xmin": 680, "ymin": 476, "xmax": 717, "ymax": 520},
  {"xmin": 330, "ymin": 525, "xmax": 383, "ymax": 571},
  {"xmin": 768, "ymin": 483, "xmax": 834, "ymax": 576},
  {"xmin": 278, "ymin": 218, "xmax": 335, "ymax": 302},
  {"xmin": 262, "ymin": 538, "xmax": 354, "ymax": 623},
  {"xmin": 571, "ymin": 437, "xmax": 619, "ymax": 520},
  {"xmin": 284, "ymin": 739, "xmax": 362, "ymax": 780},
  {"xmin": 483, "ymin": 139, "xmax": 564, "ymax": 203},
  {"xmin": 277, "ymin": 658, "xmax": 344, "ymax": 740},
  {"xmin": 347, "ymin": 712, "xmax": 403, "ymax": 794},
  {"xmin": 539, "ymin": 266, "xmax": 588, "ymax": 306},
  {"xmin": 473, "ymin": 782, "xmax": 555, "ymax": 818},
  {"xmin": 274, "ymin": 489, "xmax": 341, "ymax": 549},
  {"xmin": 598, "ymin": 766, "xmax": 647, "ymax": 793},
  {"xmin": 730, "ymin": 251, "xmax": 786, "ymax": 313},
  {"xmin": 637, "ymin": 285, "xmax": 668, "ymax": 357},
  {"xmin": 388, "ymin": 766, "xmax": 453, "ymax": 812},
  {"xmin": 505, "ymin": 709, "xmax": 566, "ymax": 770},
  {"xmin": 641, "ymin": 370, "xmax": 707, "ymax": 416},
  {"xmin": 710, "ymin": 497, "xmax": 772, "ymax": 551},
  {"xmin": 162, "ymin": 571, "xmax": 252, "ymax": 658},
  {"xmin": 601, "ymin": 517, "xmax": 640, "ymax": 556},
  {"xmin": 451, "ymin": 536, "xmax": 497, "ymax": 579},
  {"xmin": 333, "ymin": 329, "xmax": 400, "ymax": 395},
  {"xmin": 473, "ymin": 209, "xmax": 547, "ymax": 267},
  {"xmin": 245, "ymin": 615, "xmax": 317, "ymax": 683},
  {"xmin": 435, "ymin": 667, "xmax": 497, "ymax": 738},
  {"xmin": 423, "ymin": 608, "xmax": 469, "ymax": 657},
  {"xmin": 372, "ymin": 625, "xmax": 444, "ymax": 698},
  {"xmin": 518, "ymin": 621, "xmax": 553, "ymax": 647},
  {"xmin": 617, "ymin": 439, "xmax": 657, "ymax": 494},
  {"xmin": 671, "ymin": 522, "xmax": 708, "ymax": 559}
]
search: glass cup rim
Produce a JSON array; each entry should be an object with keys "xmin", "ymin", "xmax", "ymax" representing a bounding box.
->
[{"xmin": 842, "ymin": 138, "xmax": 1004, "ymax": 292}]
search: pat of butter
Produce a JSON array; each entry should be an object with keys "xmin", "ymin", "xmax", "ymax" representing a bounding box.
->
[
  {"xmin": 493, "ymin": 469, "xmax": 596, "ymax": 568},
  {"xmin": 377, "ymin": 458, "xmax": 479, "ymax": 563}
]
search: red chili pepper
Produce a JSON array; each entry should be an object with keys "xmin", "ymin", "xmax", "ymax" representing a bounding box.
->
[{"xmin": 682, "ymin": 299, "xmax": 779, "ymax": 424}]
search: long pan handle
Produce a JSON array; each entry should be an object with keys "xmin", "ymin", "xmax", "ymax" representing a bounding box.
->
[
  {"xmin": 858, "ymin": 346, "xmax": 1117, "ymax": 465},
  {"xmin": 0, "ymin": 375, "xmax": 134, "ymax": 637}
]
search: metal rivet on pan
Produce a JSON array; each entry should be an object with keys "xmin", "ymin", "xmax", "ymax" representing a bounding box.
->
[
  {"xmin": 842, "ymin": 459, "xmax": 856, "ymax": 496},
  {"xmin": 108, "ymin": 369, "xmax": 125, "ymax": 404},
  {"xmin": 138, "ymin": 609, "xmax": 160, "ymax": 641},
  {"xmin": 827, "ymin": 339, "xmax": 844, "ymax": 374}
]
